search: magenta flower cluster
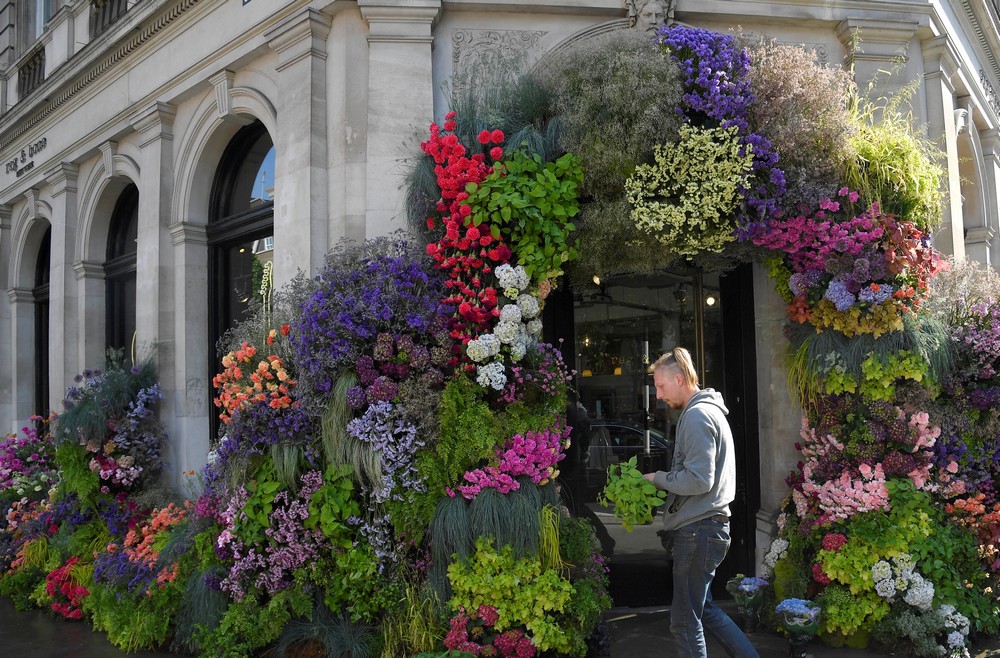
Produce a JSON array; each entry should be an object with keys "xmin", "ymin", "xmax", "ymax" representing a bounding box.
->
[
  {"xmin": 452, "ymin": 427, "xmax": 568, "ymax": 500},
  {"xmin": 0, "ymin": 419, "xmax": 57, "ymax": 501},
  {"xmin": 444, "ymin": 605, "xmax": 536, "ymax": 658},
  {"xmin": 500, "ymin": 342, "xmax": 575, "ymax": 405}
]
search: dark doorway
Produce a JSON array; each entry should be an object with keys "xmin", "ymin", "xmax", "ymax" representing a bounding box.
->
[{"xmin": 550, "ymin": 263, "xmax": 758, "ymax": 607}]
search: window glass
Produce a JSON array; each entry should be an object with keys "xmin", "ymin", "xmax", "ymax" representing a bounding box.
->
[{"xmin": 105, "ymin": 184, "xmax": 138, "ymax": 353}]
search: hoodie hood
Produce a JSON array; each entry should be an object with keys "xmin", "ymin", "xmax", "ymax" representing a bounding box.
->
[{"xmin": 685, "ymin": 388, "xmax": 729, "ymax": 415}]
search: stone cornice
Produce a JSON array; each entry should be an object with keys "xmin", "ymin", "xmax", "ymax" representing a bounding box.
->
[
  {"xmin": 966, "ymin": 225, "xmax": 996, "ymax": 243},
  {"xmin": 359, "ymin": 1, "xmax": 442, "ymax": 43},
  {"xmin": 6, "ymin": 287, "xmax": 34, "ymax": 303},
  {"xmin": 264, "ymin": 8, "xmax": 332, "ymax": 71},
  {"xmin": 0, "ymin": 0, "xmax": 203, "ymax": 151},
  {"xmin": 0, "ymin": 205, "xmax": 11, "ymax": 230},
  {"xmin": 922, "ymin": 34, "xmax": 962, "ymax": 94},
  {"xmin": 73, "ymin": 260, "xmax": 105, "ymax": 281},
  {"xmin": 170, "ymin": 221, "xmax": 208, "ymax": 246},
  {"xmin": 961, "ymin": 0, "xmax": 1000, "ymax": 90}
]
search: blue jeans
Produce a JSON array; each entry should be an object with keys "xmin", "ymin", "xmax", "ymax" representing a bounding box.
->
[{"xmin": 670, "ymin": 518, "xmax": 759, "ymax": 658}]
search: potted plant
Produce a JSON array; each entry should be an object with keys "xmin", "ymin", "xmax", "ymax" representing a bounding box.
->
[
  {"xmin": 775, "ymin": 598, "xmax": 821, "ymax": 658},
  {"xmin": 725, "ymin": 574, "xmax": 768, "ymax": 632}
]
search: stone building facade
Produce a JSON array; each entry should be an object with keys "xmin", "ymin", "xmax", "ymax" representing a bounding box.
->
[{"xmin": 0, "ymin": 0, "xmax": 997, "ymax": 584}]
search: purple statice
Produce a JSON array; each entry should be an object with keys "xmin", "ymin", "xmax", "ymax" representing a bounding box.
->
[
  {"xmin": 39, "ymin": 494, "xmax": 91, "ymax": 532},
  {"xmin": 823, "ymin": 278, "xmax": 856, "ymax": 312},
  {"xmin": 95, "ymin": 494, "xmax": 141, "ymax": 538},
  {"xmin": 289, "ymin": 237, "xmax": 449, "ymax": 399},
  {"xmin": 346, "ymin": 402, "xmax": 425, "ymax": 505},
  {"xmin": 656, "ymin": 23, "xmax": 786, "ymax": 222},
  {"xmin": 967, "ymin": 386, "xmax": 1000, "ymax": 411},
  {"xmin": 93, "ymin": 548, "xmax": 159, "ymax": 596}
]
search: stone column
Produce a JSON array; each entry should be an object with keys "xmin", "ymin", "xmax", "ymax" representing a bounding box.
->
[
  {"xmin": 752, "ymin": 262, "xmax": 803, "ymax": 569},
  {"xmin": 0, "ymin": 205, "xmax": 12, "ymax": 429},
  {"xmin": 7, "ymin": 287, "xmax": 34, "ymax": 432},
  {"xmin": 359, "ymin": 0, "xmax": 441, "ymax": 237},
  {"xmin": 169, "ymin": 221, "xmax": 210, "ymax": 487},
  {"xmin": 73, "ymin": 259, "xmax": 104, "ymax": 373},
  {"xmin": 130, "ymin": 102, "xmax": 176, "ymax": 358},
  {"xmin": 265, "ymin": 8, "xmax": 332, "ymax": 287},
  {"xmin": 921, "ymin": 36, "xmax": 965, "ymax": 259},
  {"xmin": 43, "ymin": 162, "xmax": 79, "ymax": 404},
  {"xmin": 972, "ymin": 128, "xmax": 1000, "ymax": 268}
]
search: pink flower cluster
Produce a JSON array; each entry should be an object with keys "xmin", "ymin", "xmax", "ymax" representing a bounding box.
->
[
  {"xmin": 444, "ymin": 605, "xmax": 536, "ymax": 657},
  {"xmin": 821, "ymin": 532, "xmax": 848, "ymax": 552},
  {"xmin": 907, "ymin": 411, "xmax": 941, "ymax": 452},
  {"xmin": 801, "ymin": 462, "xmax": 891, "ymax": 523},
  {"xmin": 752, "ymin": 190, "xmax": 879, "ymax": 272},
  {"xmin": 452, "ymin": 427, "xmax": 569, "ymax": 500}
]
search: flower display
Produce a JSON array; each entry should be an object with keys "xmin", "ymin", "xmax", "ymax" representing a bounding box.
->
[
  {"xmin": 45, "ymin": 557, "xmax": 89, "ymax": 619},
  {"xmin": 0, "ymin": 418, "xmax": 57, "ymax": 502},
  {"xmin": 751, "ymin": 191, "xmax": 947, "ymax": 336},
  {"xmin": 451, "ymin": 427, "xmax": 569, "ymax": 499}
]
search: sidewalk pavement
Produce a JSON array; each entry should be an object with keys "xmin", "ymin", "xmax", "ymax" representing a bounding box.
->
[
  {"xmin": 606, "ymin": 603, "xmax": 1000, "ymax": 658},
  {"xmin": 4, "ymin": 594, "xmax": 1000, "ymax": 657}
]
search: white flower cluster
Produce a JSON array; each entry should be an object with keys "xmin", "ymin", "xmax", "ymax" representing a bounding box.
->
[
  {"xmin": 761, "ymin": 537, "xmax": 789, "ymax": 579},
  {"xmin": 476, "ymin": 361, "xmax": 507, "ymax": 390},
  {"xmin": 871, "ymin": 553, "xmax": 934, "ymax": 611},
  {"xmin": 496, "ymin": 263, "xmax": 530, "ymax": 299},
  {"xmin": 467, "ymin": 334, "xmax": 502, "ymax": 363},
  {"xmin": 937, "ymin": 604, "xmax": 971, "ymax": 658}
]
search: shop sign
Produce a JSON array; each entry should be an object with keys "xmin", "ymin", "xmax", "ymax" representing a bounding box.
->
[{"xmin": 4, "ymin": 137, "xmax": 47, "ymax": 178}]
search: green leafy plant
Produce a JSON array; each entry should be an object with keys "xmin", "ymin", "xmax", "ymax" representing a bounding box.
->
[
  {"xmin": 598, "ymin": 456, "xmax": 665, "ymax": 531},
  {"xmin": 447, "ymin": 537, "xmax": 575, "ymax": 654},
  {"xmin": 465, "ymin": 148, "xmax": 583, "ymax": 282}
]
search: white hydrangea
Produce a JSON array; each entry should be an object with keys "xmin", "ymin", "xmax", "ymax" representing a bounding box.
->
[
  {"xmin": 517, "ymin": 293, "xmax": 540, "ymax": 319},
  {"xmin": 903, "ymin": 579, "xmax": 934, "ymax": 611},
  {"xmin": 495, "ymin": 264, "xmax": 529, "ymax": 292},
  {"xmin": 893, "ymin": 553, "xmax": 915, "ymax": 573},
  {"xmin": 527, "ymin": 318, "xmax": 543, "ymax": 338},
  {"xmin": 875, "ymin": 578, "xmax": 897, "ymax": 599},
  {"xmin": 494, "ymin": 320, "xmax": 520, "ymax": 344},
  {"xmin": 871, "ymin": 560, "xmax": 892, "ymax": 582},
  {"xmin": 761, "ymin": 537, "xmax": 789, "ymax": 578},
  {"xmin": 466, "ymin": 334, "xmax": 501, "ymax": 362},
  {"xmin": 510, "ymin": 340, "xmax": 527, "ymax": 362},
  {"xmin": 499, "ymin": 304, "xmax": 522, "ymax": 324},
  {"xmin": 476, "ymin": 361, "xmax": 507, "ymax": 390},
  {"xmin": 947, "ymin": 631, "xmax": 965, "ymax": 649}
]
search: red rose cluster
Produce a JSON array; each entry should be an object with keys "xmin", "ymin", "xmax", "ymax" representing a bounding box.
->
[{"xmin": 421, "ymin": 112, "xmax": 512, "ymax": 346}]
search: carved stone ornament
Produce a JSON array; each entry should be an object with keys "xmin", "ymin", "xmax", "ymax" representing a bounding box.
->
[
  {"xmin": 625, "ymin": 0, "xmax": 674, "ymax": 33},
  {"xmin": 451, "ymin": 29, "xmax": 547, "ymax": 97}
]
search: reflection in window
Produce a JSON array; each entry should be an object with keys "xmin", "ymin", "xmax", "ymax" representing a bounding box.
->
[
  {"xmin": 207, "ymin": 121, "xmax": 275, "ymax": 436},
  {"xmin": 105, "ymin": 184, "xmax": 138, "ymax": 354},
  {"xmin": 33, "ymin": 227, "xmax": 50, "ymax": 418}
]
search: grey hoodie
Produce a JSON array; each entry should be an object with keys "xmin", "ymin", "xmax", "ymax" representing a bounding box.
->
[{"xmin": 651, "ymin": 388, "xmax": 735, "ymax": 532}]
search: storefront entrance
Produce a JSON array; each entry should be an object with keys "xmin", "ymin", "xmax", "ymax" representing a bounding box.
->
[{"xmin": 549, "ymin": 264, "xmax": 760, "ymax": 607}]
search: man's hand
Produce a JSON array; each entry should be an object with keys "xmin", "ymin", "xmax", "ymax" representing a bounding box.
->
[{"xmin": 642, "ymin": 472, "xmax": 656, "ymax": 482}]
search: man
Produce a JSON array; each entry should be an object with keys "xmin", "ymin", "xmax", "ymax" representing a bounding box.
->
[{"xmin": 643, "ymin": 347, "xmax": 758, "ymax": 658}]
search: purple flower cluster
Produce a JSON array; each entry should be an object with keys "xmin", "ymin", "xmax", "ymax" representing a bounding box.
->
[
  {"xmin": 93, "ymin": 547, "xmax": 158, "ymax": 596},
  {"xmin": 220, "ymin": 470, "xmax": 328, "ymax": 600},
  {"xmin": 348, "ymin": 331, "xmax": 451, "ymax": 411},
  {"xmin": 346, "ymin": 401, "xmax": 425, "ymax": 505},
  {"xmin": 952, "ymin": 301, "xmax": 1000, "ymax": 382},
  {"xmin": 966, "ymin": 386, "xmax": 1000, "ymax": 411},
  {"xmin": 290, "ymin": 239, "xmax": 449, "ymax": 398},
  {"xmin": 0, "ymin": 419, "xmax": 57, "ymax": 500},
  {"xmin": 656, "ymin": 23, "xmax": 786, "ymax": 222},
  {"xmin": 500, "ymin": 342, "xmax": 574, "ymax": 405}
]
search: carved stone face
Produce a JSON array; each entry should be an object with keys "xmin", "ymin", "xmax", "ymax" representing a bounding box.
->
[{"xmin": 637, "ymin": 0, "xmax": 667, "ymax": 33}]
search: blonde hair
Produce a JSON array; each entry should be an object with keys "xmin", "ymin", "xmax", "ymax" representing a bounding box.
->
[{"xmin": 651, "ymin": 347, "xmax": 699, "ymax": 388}]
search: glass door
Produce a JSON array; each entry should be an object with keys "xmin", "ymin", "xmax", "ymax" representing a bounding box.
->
[{"xmin": 561, "ymin": 270, "xmax": 729, "ymax": 606}]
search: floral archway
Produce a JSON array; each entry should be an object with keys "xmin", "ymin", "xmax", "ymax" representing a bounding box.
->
[{"xmin": 1, "ymin": 20, "xmax": 998, "ymax": 658}]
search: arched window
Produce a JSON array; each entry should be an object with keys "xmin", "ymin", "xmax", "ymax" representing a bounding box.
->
[
  {"xmin": 104, "ymin": 183, "xmax": 138, "ymax": 353},
  {"xmin": 32, "ymin": 227, "xmax": 50, "ymax": 418},
  {"xmin": 207, "ymin": 120, "xmax": 275, "ymax": 430}
]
